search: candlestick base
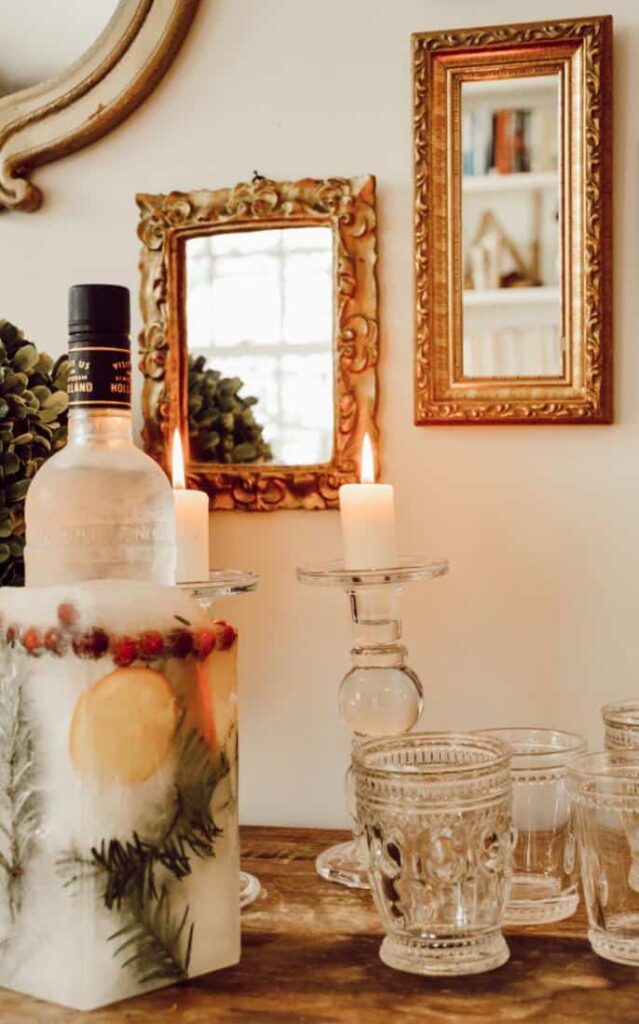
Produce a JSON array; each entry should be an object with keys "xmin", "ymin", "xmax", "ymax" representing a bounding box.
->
[
  {"xmin": 315, "ymin": 835, "xmax": 370, "ymax": 889},
  {"xmin": 297, "ymin": 556, "xmax": 449, "ymax": 889},
  {"xmin": 240, "ymin": 869, "xmax": 262, "ymax": 909},
  {"xmin": 181, "ymin": 568, "xmax": 262, "ymax": 911}
]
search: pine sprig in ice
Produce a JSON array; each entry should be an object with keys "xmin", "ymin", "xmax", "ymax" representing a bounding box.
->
[
  {"xmin": 57, "ymin": 725, "xmax": 230, "ymax": 984},
  {"xmin": 108, "ymin": 883, "xmax": 194, "ymax": 984}
]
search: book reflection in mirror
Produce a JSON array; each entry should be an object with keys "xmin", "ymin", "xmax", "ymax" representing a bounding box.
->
[{"xmin": 462, "ymin": 107, "xmax": 558, "ymax": 177}]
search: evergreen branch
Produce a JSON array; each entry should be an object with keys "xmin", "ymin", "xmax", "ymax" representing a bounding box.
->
[
  {"xmin": 0, "ymin": 652, "xmax": 39, "ymax": 922},
  {"xmin": 107, "ymin": 884, "xmax": 193, "ymax": 984},
  {"xmin": 56, "ymin": 724, "xmax": 229, "ymax": 986}
]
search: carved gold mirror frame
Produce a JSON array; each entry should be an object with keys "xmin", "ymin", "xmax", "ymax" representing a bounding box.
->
[
  {"xmin": 413, "ymin": 16, "xmax": 613, "ymax": 424},
  {"xmin": 0, "ymin": 0, "xmax": 198, "ymax": 212},
  {"xmin": 137, "ymin": 176, "xmax": 380, "ymax": 510}
]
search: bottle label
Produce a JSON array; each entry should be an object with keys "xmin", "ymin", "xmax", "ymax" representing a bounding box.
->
[{"xmin": 68, "ymin": 346, "xmax": 131, "ymax": 408}]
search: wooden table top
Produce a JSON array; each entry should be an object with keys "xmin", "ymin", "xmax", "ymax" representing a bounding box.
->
[{"xmin": 1, "ymin": 825, "xmax": 638, "ymax": 1023}]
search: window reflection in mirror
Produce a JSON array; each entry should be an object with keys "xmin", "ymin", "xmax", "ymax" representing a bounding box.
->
[
  {"xmin": 460, "ymin": 74, "xmax": 562, "ymax": 379},
  {"xmin": 185, "ymin": 226, "xmax": 334, "ymax": 466}
]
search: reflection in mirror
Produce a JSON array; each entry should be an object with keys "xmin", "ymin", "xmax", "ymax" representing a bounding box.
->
[
  {"xmin": 185, "ymin": 227, "xmax": 334, "ymax": 466},
  {"xmin": 0, "ymin": 0, "xmax": 119, "ymax": 97},
  {"xmin": 461, "ymin": 75, "xmax": 562, "ymax": 379}
]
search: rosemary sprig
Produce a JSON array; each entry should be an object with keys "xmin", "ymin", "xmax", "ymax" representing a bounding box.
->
[{"xmin": 0, "ymin": 651, "xmax": 39, "ymax": 923}]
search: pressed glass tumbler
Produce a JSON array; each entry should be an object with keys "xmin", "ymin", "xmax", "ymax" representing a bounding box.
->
[
  {"xmin": 569, "ymin": 751, "xmax": 639, "ymax": 966},
  {"xmin": 476, "ymin": 728, "xmax": 586, "ymax": 924},
  {"xmin": 602, "ymin": 700, "xmax": 639, "ymax": 750},
  {"xmin": 353, "ymin": 732, "xmax": 513, "ymax": 976}
]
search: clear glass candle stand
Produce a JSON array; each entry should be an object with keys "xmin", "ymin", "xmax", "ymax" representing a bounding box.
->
[
  {"xmin": 180, "ymin": 569, "xmax": 260, "ymax": 909},
  {"xmin": 297, "ymin": 556, "xmax": 449, "ymax": 888}
]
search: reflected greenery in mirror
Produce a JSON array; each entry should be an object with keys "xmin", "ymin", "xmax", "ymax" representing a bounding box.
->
[{"xmin": 188, "ymin": 355, "xmax": 273, "ymax": 464}]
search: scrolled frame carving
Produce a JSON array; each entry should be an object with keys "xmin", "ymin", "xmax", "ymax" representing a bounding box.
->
[
  {"xmin": 137, "ymin": 175, "xmax": 380, "ymax": 511},
  {"xmin": 0, "ymin": 0, "xmax": 199, "ymax": 213},
  {"xmin": 413, "ymin": 16, "xmax": 613, "ymax": 424}
]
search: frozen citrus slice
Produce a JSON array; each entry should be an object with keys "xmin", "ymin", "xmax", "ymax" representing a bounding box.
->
[
  {"xmin": 69, "ymin": 667, "xmax": 177, "ymax": 783},
  {"xmin": 195, "ymin": 645, "xmax": 238, "ymax": 752}
]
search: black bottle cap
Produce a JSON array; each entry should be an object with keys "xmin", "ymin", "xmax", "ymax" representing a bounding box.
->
[{"xmin": 68, "ymin": 284, "xmax": 130, "ymax": 338}]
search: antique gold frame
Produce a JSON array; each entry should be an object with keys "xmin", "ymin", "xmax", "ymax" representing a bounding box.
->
[
  {"xmin": 0, "ymin": 0, "xmax": 199, "ymax": 213},
  {"xmin": 137, "ymin": 175, "xmax": 380, "ymax": 510},
  {"xmin": 413, "ymin": 16, "xmax": 613, "ymax": 424}
]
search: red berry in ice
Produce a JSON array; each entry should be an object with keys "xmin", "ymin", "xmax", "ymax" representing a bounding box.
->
[
  {"xmin": 212, "ymin": 621, "xmax": 237, "ymax": 651},
  {"xmin": 72, "ymin": 628, "xmax": 110, "ymax": 659},
  {"xmin": 167, "ymin": 629, "xmax": 193, "ymax": 658},
  {"xmin": 194, "ymin": 628, "xmax": 216, "ymax": 660},
  {"xmin": 113, "ymin": 636, "xmax": 139, "ymax": 667},
  {"xmin": 139, "ymin": 630, "xmax": 165, "ymax": 659},
  {"xmin": 43, "ymin": 627, "xmax": 67, "ymax": 656},
  {"xmin": 21, "ymin": 628, "xmax": 42, "ymax": 655},
  {"xmin": 5, "ymin": 625, "xmax": 17, "ymax": 647},
  {"xmin": 57, "ymin": 603, "xmax": 78, "ymax": 629}
]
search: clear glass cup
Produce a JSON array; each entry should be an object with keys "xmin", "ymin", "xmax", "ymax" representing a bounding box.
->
[
  {"xmin": 352, "ymin": 732, "xmax": 513, "ymax": 976},
  {"xmin": 476, "ymin": 728, "xmax": 586, "ymax": 924},
  {"xmin": 569, "ymin": 750, "xmax": 639, "ymax": 966},
  {"xmin": 602, "ymin": 699, "xmax": 639, "ymax": 749}
]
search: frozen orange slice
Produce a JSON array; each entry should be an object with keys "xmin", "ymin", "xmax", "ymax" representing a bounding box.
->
[
  {"xmin": 69, "ymin": 667, "xmax": 177, "ymax": 784},
  {"xmin": 194, "ymin": 645, "xmax": 238, "ymax": 753}
]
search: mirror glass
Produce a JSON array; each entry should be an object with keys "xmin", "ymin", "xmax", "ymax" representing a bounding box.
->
[
  {"xmin": 460, "ymin": 74, "xmax": 562, "ymax": 379},
  {"xmin": 185, "ymin": 226, "xmax": 334, "ymax": 466},
  {"xmin": 0, "ymin": 0, "xmax": 119, "ymax": 97}
]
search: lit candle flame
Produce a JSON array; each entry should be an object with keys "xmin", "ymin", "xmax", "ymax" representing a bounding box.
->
[
  {"xmin": 172, "ymin": 429, "xmax": 186, "ymax": 490},
  {"xmin": 360, "ymin": 433, "xmax": 375, "ymax": 484}
]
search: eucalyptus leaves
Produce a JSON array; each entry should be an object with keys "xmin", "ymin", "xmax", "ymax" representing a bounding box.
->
[{"xmin": 0, "ymin": 320, "xmax": 68, "ymax": 584}]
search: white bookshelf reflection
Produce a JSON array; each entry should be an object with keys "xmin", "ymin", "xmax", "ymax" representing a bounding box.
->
[
  {"xmin": 461, "ymin": 72, "xmax": 562, "ymax": 379},
  {"xmin": 463, "ymin": 286, "xmax": 560, "ymax": 308},
  {"xmin": 462, "ymin": 171, "xmax": 558, "ymax": 194},
  {"xmin": 186, "ymin": 226, "xmax": 334, "ymax": 466},
  {"xmin": 462, "ymin": 326, "xmax": 563, "ymax": 378}
]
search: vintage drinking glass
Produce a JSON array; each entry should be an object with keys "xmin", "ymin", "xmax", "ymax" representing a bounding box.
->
[
  {"xmin": 353, "ymin": 733, "xmax": 513, "ymax": 977},
  {"xmin": 569, "ymin": 751, "xmax": 639, "ymax": 966},
  {"xmin": 602, "ymin": 700, "xmax": 639, "ymax": 750},
  {"xmin": 476, "ymin": 728, "xmax": 586, "ymax": 924}
]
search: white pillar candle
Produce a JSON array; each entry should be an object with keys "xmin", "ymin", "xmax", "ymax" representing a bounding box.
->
[
  {"xmin": 339, "ymin": 434, "xmax": 397, "ymax": 570},
  {"xmin": 172, "ymin": 430, "xmax": 210, "ymax": 583}
]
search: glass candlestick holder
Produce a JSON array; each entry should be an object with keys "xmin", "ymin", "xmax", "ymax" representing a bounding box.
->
[
  {"xmin": 297, "ymin": 556, "xmax": 449, "ymax": 888},
  {"xmin": 179, "ymin": 569, "xmax": 260, "ymax": 909}
]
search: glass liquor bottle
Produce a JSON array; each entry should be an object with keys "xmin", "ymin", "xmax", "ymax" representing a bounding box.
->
[{"xmin": 24, "ymin": 284, "xmax": 176, "ymax": 585}]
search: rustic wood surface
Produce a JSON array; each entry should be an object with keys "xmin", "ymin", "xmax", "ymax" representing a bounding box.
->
[{"xmin": 1, "ymin": 825, "xmax": 638, "ymax": 1023}]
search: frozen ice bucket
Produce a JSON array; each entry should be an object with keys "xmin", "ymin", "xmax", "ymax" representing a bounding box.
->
[{"xmin": 0, "ymin": 581, "xmax": 240, "ymax": 1010}]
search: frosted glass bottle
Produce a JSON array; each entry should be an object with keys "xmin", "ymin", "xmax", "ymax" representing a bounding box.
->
[{"xmin": 24, "ymin": 285, "xmax": 176, "ymax": 586}]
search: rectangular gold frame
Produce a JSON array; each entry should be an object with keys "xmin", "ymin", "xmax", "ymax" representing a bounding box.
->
[
  {"xmin": 137, "ymin": 176, "xmax": 380, "ymax": 510},
  {"xmin": 413, "ymin": 17, "xmax": 613, "ymax": 424}
]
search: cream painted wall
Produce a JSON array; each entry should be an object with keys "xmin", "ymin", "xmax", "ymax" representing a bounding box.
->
[{"xmin": 1, "ymin": 0, "xmax": 637, "ymax": 827}]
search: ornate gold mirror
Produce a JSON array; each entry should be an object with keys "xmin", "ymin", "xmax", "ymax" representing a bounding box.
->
[
  {"xmin": 137, "ymin": 176, "xmax": 380, "ymax": 510},
  {"xmin": 413, "ymin": 16, "xmax": 612, "ymax": 423}
]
